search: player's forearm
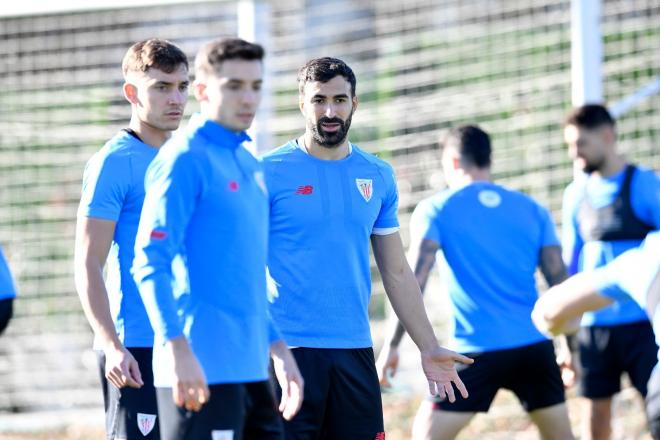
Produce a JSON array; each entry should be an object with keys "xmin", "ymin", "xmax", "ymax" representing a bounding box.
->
[
  {"xmin": 74, "ymin": 261, "xmax": 122, "ymax": 351},
  {"xmin": 383, "ymin": 269, "xmax": 438, "ymax": 352}
]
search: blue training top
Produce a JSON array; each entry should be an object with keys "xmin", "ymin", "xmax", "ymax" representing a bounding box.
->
[
  {"xmin": 0, "ymin": 247, "xmax": 17, "ymax": 301},
  {"xmin": 593, "ymin": 231, "xmax": 660, "ymax": 363},
  {"xmin": 133, "ymin": 114, "xmax": 275, "ymax": 387},
  {"xmin": 78, "ymin": 130, "xmax": 157, "ymax": 348},
  {"xmin": 262, "ymin": 140, "xmax": 399, "ymax": 348},
  {"xmin": 411, "ymin": 182, "xmax": 559, "ymax": 353},
  {"xmin": 562, "ymin": 166, "xmax": 660, "ymax": 326}
]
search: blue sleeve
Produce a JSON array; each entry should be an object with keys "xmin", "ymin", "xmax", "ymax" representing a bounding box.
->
[
  {"xmin": 409, "ymin": 198, "xmax": 442, "ymax": 246},
  {"xmin": 593, "ymin": 249, "xmax": 643, "ymax": 305},
  {"xmin": 268, "ymin": 312, "xmax": 283, "ymax": 344},
  {"xmin": 133, "ymin": 148, "xmax": 207, "ymax": 342},
  {"xmin": 78, "ymin": 152, "xmax": 130, "ymax": 221},
  {"xmin": 538, "ymin": 204, "xmax": 560, "ymax": 247},
  {"xmin": 0, "ymin": 247, "xmax": 17, "ymax": 300},
  {"xmin": 373, "ymin": 163, "xmax": 400, "ymax": 232},
  {"xmin": 561, "ymin": 183, "xmax": 583, "ymax": 275},
  {"xmin": 631, "ymin": 169, "xmax": 660, "ymax": 228}
]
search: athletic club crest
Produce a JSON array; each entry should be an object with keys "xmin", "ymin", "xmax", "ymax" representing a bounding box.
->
[
  {"xmin": 355, "ymin": 178, "xmax": 373, "ymax": 202},
  {"xmin": 137, "ymin": 413, "xmax": 157, "ymax": 436}
]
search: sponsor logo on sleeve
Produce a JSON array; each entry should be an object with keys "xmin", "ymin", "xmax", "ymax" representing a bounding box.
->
[
  {"xmin": 137, "ymin": 413, "xmax": 157, "ymax": 436},
  {"xmin": 295, "ymin": 185, "xmax": 314, "ymax": 195},
  {"xmin": 356, "ymin": 178, "xmax": 373, "ymax": 202},
  {"xmin": 150, "ymin": 230, "xmax": 167, "ymax": 240}
]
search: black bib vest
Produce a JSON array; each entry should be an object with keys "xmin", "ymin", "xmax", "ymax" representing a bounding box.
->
[{"xmin": 577, "ymin": 164, "xmax": 654, "ymax": 242}]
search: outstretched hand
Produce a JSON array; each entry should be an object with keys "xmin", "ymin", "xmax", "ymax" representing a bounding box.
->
[{"xmin": 420, "ymin": 346, "xmax": 473, "ymax": 402}]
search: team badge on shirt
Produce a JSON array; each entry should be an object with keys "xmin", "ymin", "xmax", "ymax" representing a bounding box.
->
[
  {"xmin": 356, "ymin": 178, "xmax": 373, "ymax": 202},
  {"xmin": 137, "ymin": 413, "xmax": 157, "ymax": 436}
]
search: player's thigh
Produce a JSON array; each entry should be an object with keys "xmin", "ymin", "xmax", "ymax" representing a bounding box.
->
[
  {"xmin": 244, "ymin": 380, "xmax": 283, "ymax": 440},
  {"xmin": 156, "ymin": 383, "xmax": 245, "ymax": 440},
  {"xmin": 578, "ymin": 326, "xmax": 622, "ymax": 398},
  {"xmin": 528, "ymin": 403, "xmax": 575, "ymax": 440},
  {"xmin": 324, "ymin": 348, "xmax": 384, "ymax": 439},
  {"xmin": 620, "ymin": 321, "xmax": 659, "ymax": 396},
  {"xmin": 507, "ymin": 340, "xmax": 566, "ymax": 413},
  {"xmin": 276, "ymin": 348, "xmax": 331, "ymax": 440},
  {"xmin": 412, "ymin": 401, "xmax": 474, "ymax": 440}
]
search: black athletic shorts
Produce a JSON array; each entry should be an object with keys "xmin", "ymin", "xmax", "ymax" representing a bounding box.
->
[
  {"xmin": 433, "ymin": 340, "xmax": 565, "ymax": 413},
  {"xmin": 646, "ymin": 368, "xmax": 660, "ymax": 440},
  {"xmin": 0, "ymin": 297, "xmax": 13, "ymax": 336},
  {"xmin": 578, "ymin": 320, "xmax": 658, "ymax": 398},
  {"xmin": 157, "ymin": 380, "xmax": 282, "ymax": 440},
  {"xmin": 274, "ymin": 347, "xmax": 385, "ymax": 439},
  {"xmin": 96, "ymin": 347, "xmax": 160, "ymax": 440}
]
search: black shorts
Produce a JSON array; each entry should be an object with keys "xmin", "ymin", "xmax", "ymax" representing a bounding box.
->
[
  {"xmin": 274, "ymin": 347, "xmax": 384, "ymax": 439},
  {"xmin": 646, "ymin": 368, "xmax": 660, "ymax": 440},
  {"xmin": 433, "ymin": 340, "xmax": 565, "ymax": 413},
  {"xmin": 578, "ymin": 320, "xmax": 658, "ymax": 398},
  {"xmin": 97, "ymin": 347, "xmax": 160, "ymax": 440},
  {"xmin": 157, "ymin": 380, "xmax": 282, "ymax": 440},
  {"xmin": 0, "ymin": 297, "xmax": 13, "ymax": 336}
]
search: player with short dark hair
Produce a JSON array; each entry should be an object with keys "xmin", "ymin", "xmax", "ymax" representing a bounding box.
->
[
  {"xmin": 263, "ymin": 57, "xmax": 472, "ymax": 439},
  {"xmin": 562, "ymin": 103, "xmax": 659, "ymax": 440},
  {"xmin": 378, "ymin": 125, "xmax": 575, "ymax": 440},
  {"xmin": 75, "ymin": 38, "xmax": 189, "ymax": 440},
  {"xmin": 133, "ymin": 37, "xmax": 303, "ymax": 440}
]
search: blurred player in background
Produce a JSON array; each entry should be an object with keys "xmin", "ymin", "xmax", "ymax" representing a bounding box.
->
[
  {"xmin": 561, "ymin": 104, "xmax": 659, "ymax": 440},
  {"xmin": 0, "ymin": 246, "xmax": 17, "ymax": 336},
  {"xmin": 377, "ymin": 125, "xmax": 574, "ymax": 440},
  {"xmin": 74, "ymin": 38, "xmax": 189, "ymax": 440},
  {"xmin": 133, "ymin": 37, "xmax": 303, "ymax": 440},
  {"xmin": 533, "ymin": 230, "xmax": 660, "ymax": 439},
  {"xmin": 262, "ymin": 57, "xmax": 472, "ymax": 439}
]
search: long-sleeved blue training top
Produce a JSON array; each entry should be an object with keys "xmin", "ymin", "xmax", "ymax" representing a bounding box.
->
[
  {"xmin": 133, "ymin": 114, "xmax": 275, "ymax": 387},
  {"xmin": 0, "ymin": 246, "xmax": 16, "ymax": 301}
]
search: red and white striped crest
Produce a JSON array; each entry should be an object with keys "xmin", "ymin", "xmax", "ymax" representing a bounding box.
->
[{"xmin": 356, "ymin": 178, "xmax": 373, "ymax": 202}]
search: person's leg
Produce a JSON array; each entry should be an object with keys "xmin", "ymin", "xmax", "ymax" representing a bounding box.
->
[
  {"xmin": 621, "ymin": 321, "xmax": 658, "ymax": 397},
  {"xmin": 157, "ymin": 383, "xmax": 245, "ymax": 440},
  {"xmin": 508, "ymin": 340, "xmax": 574, "ymax": 440},
  {"xmin": 0, "ymin": 297, "xmax": 13, "ymax": 336},
  {"xmin": 412, "ymin": 401, "xmax": 474, "ymax": 440},
  {"xmin": 243, "ymin": 380, "xmax": 283, "ymax": 440},
  {"xmin": 273, "ymin": 348, "xmax": 331, "ymax": 440},
  {"xmin": 324, "ymin": 348, "xmax": 384, "ymax": 439},
  {"xmin": 578, "ymin": 326, "xmax": 621, "ymax": 440}
]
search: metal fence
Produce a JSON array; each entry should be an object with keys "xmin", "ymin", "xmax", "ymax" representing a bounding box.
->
[{"xmin": 0, "ymin": 0, "xmax": 658, "ymax": 412}]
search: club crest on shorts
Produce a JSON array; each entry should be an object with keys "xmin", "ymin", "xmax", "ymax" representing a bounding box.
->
[
  {"xmin": 356, "ymin": 178, "xmax": 373, "ymax": 202},
  {"xmin": 137, "ymin": 413, "xmax": 157, "ymax": 436},
  {"xmin": 212, "ymin": 430, "xmax": 234, "ymax": 440}
]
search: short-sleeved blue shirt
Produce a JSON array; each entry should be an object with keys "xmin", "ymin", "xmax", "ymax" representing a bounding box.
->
[
  {"xmin": 262, "ymin": 141, "xmax": 399, "ymax": 348},
  {"xmin": 562, "ymin": 166, "xmax": 660, "ymax": 326},
  {"xmin": 0, "ymin": 247, "xmax": 17, "ymax": 301},
  {"xmin": 78, "ymin": 130, "xmax": 158, "ymax": 347},
  {"xmin": 412, "ymin": 182, "xmax": 560, "ymax": 353}
]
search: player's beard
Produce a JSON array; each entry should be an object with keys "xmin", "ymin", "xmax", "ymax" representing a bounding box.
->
[
  {"xmin": 580, "ymin": 155, "xmax": 606, "ymax": 174},
  {"xmin": 310, "ymin": 110, "xmax": 354, "ymax": 149}
]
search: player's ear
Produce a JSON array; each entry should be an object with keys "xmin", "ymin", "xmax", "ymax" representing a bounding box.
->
[
  {"xmin": 193, "ymin": 79, "xmax": 207, "ymax": 102},
  {"xmin": 351, "ymin": 94, "xmax": 358, "ymax": 111},
  {"xmin": 298, "ymin": 94, "xmax": 305, "ymax": 115},
  {"xmin": 123, "ymin": 82, "xmax": 139, "ymax": 105}
]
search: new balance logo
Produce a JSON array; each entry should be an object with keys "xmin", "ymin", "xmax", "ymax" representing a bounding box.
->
[
  {"xmin": 375, "ymin": 432, "xmax": 386, "ymax": 440},
  {"xmin": 228, "ymin": 180, "xmax": 239, "ymax": 191},
  {"xmin": 295, "ymin": 185, "xmax": 314, "ymax": 195}
]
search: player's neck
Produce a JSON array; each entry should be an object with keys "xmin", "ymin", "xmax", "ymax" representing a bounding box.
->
[
  {"xmin": 593, "ymin": 154, "xmax": 626, "ymax": 178},
  {"xmin": 128, "ymin": 116, "xmax": 172, "ymax": 148},
  {"xmin": 458, "ymin": 167, "xmax": 491, "ymax": 185},
  {"xmin": 300, "ymin": 135, "xmax": 350, "ymax": 160}
]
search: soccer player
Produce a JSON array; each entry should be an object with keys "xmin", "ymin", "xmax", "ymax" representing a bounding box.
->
[
  {"xmin": 132, "ymin": 37, "xmax": 303, "ymax": 440},
  {"xmin": 74, "ymin": 38, "xmax": 189, "ymax": 440},
  {"xmin": 561, "ymin": 104, "xmax": 659, "ymax": 439},
  {"xmin": 377, "ymin": 125, "xmax": 575, "ymax": 440},
  {"xmin": 0, "ymin": 246, "xmax": 17, "ymax": 336},
  {"xmin": 533, "ymin": 231, "xmax": 660, "ymax": 439},
  {"xmin": 262, "ymin": 57, "xmax": 472, "ymax": 439}
]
